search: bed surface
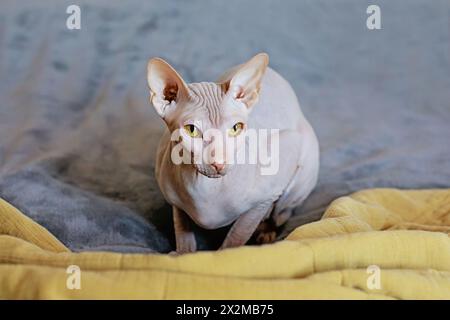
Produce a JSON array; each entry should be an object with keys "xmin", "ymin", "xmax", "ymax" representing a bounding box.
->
[{"xmin": 0, "ymin": 0, "xmax": 449, "ymax": 252}]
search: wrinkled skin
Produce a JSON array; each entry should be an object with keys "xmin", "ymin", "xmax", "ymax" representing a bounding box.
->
[{"xmin": 147, "ymin": 53, "xmax": 319, "ymax": 253}]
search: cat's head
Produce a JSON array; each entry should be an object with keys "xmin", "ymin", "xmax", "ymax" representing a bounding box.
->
[{"xmin": 147, "ymin": 53, "xmax": 268, "ymax": 178}]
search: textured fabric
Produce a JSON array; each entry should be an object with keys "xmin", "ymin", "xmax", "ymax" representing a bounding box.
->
[
  {"xmin": 1, "ymin": 1, "xmax": 450, "ymax": 253},
  {"xmin": 1, "ymin": 188, "xmax": 449, "ymax": 299}
]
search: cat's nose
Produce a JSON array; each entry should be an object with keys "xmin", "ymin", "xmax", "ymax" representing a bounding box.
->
[{"xmin": 211, "ymin": 162, "xmax": 225, "ymax": 172}]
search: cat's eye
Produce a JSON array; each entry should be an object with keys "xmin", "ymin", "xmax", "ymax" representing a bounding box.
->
[
  {"xmin": 228, "ymin": 122, "xmax": 244, "ymax": 137},
  {"xmin": 183, "ymin": 124, "xmax": 201, "ymax": 138}
]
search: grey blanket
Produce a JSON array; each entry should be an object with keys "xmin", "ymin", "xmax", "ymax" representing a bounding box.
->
[{"xmin": 1, "ymin": 0, "xmax": 449, "ymax": 253}]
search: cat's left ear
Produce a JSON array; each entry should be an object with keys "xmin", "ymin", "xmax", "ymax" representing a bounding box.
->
[
  {"xmin": 223, "ymin": 53, "xmax": 269, "ymax": 109},
  {"xmin": 147, "ymin": 58, "xmax": 189, "ymax": 118}
]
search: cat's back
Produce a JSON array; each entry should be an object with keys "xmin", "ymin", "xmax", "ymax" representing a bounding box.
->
[{"xmin": 246, "ymin": 67, "xmax": 304, "ymax": 130}]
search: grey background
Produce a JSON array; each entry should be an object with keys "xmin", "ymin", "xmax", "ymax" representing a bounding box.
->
[{"xmin": 0, "ymin": 0, "xmax": 449, "ymax": 252}]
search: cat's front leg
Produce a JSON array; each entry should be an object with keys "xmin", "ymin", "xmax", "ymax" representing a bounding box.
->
[
  {"xmin": 173, "ymin": 206, "xmax": 197, "ymax": 254},
  {"xmin": 220, "ymin": 202, "xmax": 274, "ymax": 250}
]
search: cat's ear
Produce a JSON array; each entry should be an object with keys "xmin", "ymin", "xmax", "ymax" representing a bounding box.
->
[
  {"xmin": 147, "ymin": 58, "xmax": 189, "ymax": 118},
  {"xmin": 222, "ymin": 53, "xmax": 269, "ymax": 109}
]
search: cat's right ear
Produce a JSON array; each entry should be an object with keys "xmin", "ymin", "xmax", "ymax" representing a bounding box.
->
[{"xmin": 147, "ymin": 58, "xmax": 188, "ymax": 118}]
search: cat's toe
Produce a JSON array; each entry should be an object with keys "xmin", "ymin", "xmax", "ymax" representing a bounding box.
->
[
  {"xmin": 254, "ymin": 220, "xmax": 278, "ymax": 244},
  {"xmin": 256, "ymin": 231, "xmax": 277, "ymax": 244}
]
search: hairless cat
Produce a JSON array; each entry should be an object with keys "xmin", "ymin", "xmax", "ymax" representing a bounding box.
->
[{"xmin": 147, "ymin": 53, "xmax": 319, "ymax": 253}]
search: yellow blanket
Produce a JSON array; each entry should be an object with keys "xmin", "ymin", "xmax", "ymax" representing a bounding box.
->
[{"xmin": 1, "ymin": 188, "xmax": 449, "ymax": 299}]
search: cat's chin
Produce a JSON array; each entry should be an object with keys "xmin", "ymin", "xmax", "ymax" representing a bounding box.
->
[
  {"xmin": 198, "ymin": 171, "xmax": 225, "ymax": 179},
  {"xmin": 193, "ymin": 164, "xmax": 227, "ymax": 178}
]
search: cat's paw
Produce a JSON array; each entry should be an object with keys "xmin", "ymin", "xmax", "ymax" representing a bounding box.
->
[
  {"xmin": 254, "ymin": 220, "xmax": 277, "ymax": 245},
  {"xmin": 256, "ymin": 230, "xmax": 277, "ymax": 244},
  {"xmin": 175, "ymin": 233, "xmax": 197, "ymax": 254}
]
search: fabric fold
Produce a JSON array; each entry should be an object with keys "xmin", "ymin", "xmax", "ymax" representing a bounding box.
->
[{"xmin": 0, "ymin": 188, "xmax": 449, "ymax": 299}]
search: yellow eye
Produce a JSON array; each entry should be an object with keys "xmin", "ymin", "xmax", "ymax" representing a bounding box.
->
[
  {"xmin": 184, "ymin": 124, "xmax": 201, "ymax": 138},
  {"xmin": 229, "ymin": 122, "xmax": 244, "ymax": 137}
]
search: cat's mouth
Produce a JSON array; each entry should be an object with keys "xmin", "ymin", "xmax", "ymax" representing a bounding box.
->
[{"xmin": 193, "ymin": 164, "xmax": 228, "ymax": 178}]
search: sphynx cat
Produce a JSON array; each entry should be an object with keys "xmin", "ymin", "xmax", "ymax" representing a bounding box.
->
[{"xmin": 147, "ymin": 53, "xmax": 319, "ymax": 253}]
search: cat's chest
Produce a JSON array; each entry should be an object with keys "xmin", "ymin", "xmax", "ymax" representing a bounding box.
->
[
  {"xmin": 164, "ymin": 168, "xmax": 261, "ymax": 228},
  {"xmin": 182, "ymin": 174, "xmax": 254, "ymax": 213}
]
